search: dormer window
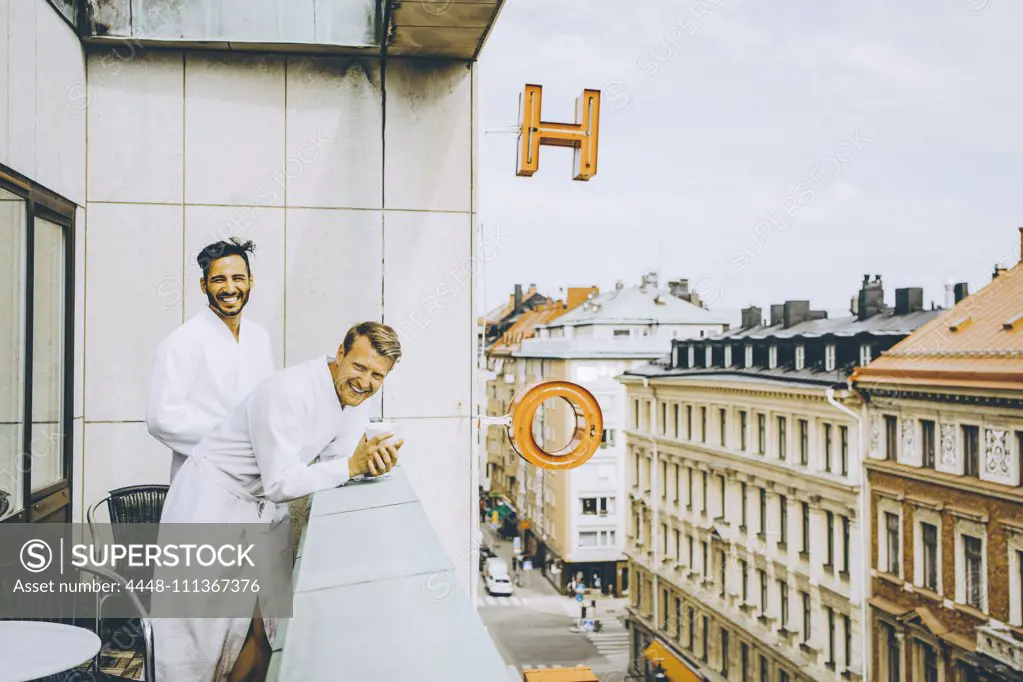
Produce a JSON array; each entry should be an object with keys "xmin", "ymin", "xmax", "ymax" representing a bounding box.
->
[
  {"xmin": 795, "ymin": 344, "xmax": 805, "ymax": 371},
  {"xmin": 672, "ymin": 345, "xmax": 680, "ymax": 368},
  {"xmin": 859, "ymin": 343, "xmax": 872, "ymax": 366},
  {"xmin": 768, "ymin": 345, "xmax": 778, "ymax": 369},
  {"xmin": 705, "ymin": 346, "xmax": 713, "ymax": 368},
  {"xmin": 688, "ymin": 345, "xmax": 696, "ymax": 368},
  {"xmin": 724, "ymin": 345, "xmax": 733, "ymax": 368},
  {"xmin": 825, "ymin": 344, "xmax": 836, "ymax": 371},
  {"xmin": 745, "ymin": 344, "xmax": 753, "ymax": 368}
]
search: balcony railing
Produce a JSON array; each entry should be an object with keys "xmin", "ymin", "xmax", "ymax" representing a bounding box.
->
[
  {"xmin": 269, "ymin": 467, "xmax": 507, "ymax": 680},
  {"xmin": 976, "ymin": 622, "xmax": 1023, "ymax": 671}
]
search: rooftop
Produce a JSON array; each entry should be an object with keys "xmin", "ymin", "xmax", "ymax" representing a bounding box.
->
[
  {"xmin": 854, "ymin": 261, "xmax": 1023, "ymax": 391},
  {"xmin": 543, "ymin": 280, "xmax": 729, "ymax": 329}
]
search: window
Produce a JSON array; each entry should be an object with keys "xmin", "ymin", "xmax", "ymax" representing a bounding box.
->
[
  {"xmin": 741, "ymin": 483, "xmax": 748, "ymax": 530},
  {"xmin": 688, "ymin": 535, "xmax": 694, "ymax": 568},
  {"xmin": 719, "ymin": 551, "xmax": 726, "ymax": 597},
  {"xmin": 759, "ymin": 569, "xmax": 767, "ymax": 613},
  {"xmin": 633, "ymin": 399, "xmax": 640, "ymax": 429},
  {"xmin": 795, "ymin": 343, "xmax": 805, "ymax": 370},
  {"xmin": 0, "ymin": 181, "xmax": 75, "ymax": 523},
  {"xmin": 687, "ymin": 405, "xmax": 693, "ymax": 440},
  {"xmin": 662, "ymin": 523, "xmax": 668, "ymax": 554},
  {"xmin": 885, "ymin": 512, "xmax": 900, "ymax": 575},
  {"xmin": 581, "ymin": 498, "xmax": 597, "ymax": 515},
  {"xmin": 740, "ymin": 410, "xmax": 748, "ymax": 450},
  {"xmin": 824, "ymin": 423, "xmax": 833, "ymax": 472},
  {"xmin": 777, "ymin": 416, "xmax": 787, "ymax": 460},
  {"xmin": 702, "ymin": 541, "xmax": 709, "ymax": 577},
  {"xmin": 840, "ymin": 426, "xmax": 849, "ymax": 476},
  {"xmin": 964, "ymin": 534, "xmax": 984, "ymax": 609},
  {"xmin": 688, "ymin": 607, "xmax": 695, "ymax": 650},
  {"xmin": 661, "ymin": 461, "xmax": 667, "ymax": 499},
  {"xmin": 780, "ymin": 672, "xmax": 789, "ymax": 682},
  {"xmin": 921, "ymin": 420, "xmax": 936, "ymax": 469},
  {"xmin": 614, "ymin": 328, "xmax": 630, "ymax": 337},
  {"xmin": 687, "ymin": 467, "xmax": 694, "ymax": 510},
  {"xmin": 801, "ymin": 502, "xmax": 811, "ymax": 556},
  {"xmin": 675, "ymin": 597, "xmax": 682, "ymax": 640},
  {"xmin": 885, "ymin": 623, "xmax": 900, "ymax": 682},
  {"xmin": 675, "ymin": 528, "xmax": 681, "ymax": 563},
  {"xmin": 825, "ymin": 343, "xmax": 836, "ymax": 371},
  {"xmin": 757, "ymin": 414, "xmax": 766, "ymax": 454},
  {"xmin": 799, "ymin": 419, "xmax": 808, "ymax": 465},
  {"xmin": 579, "ymin": 531, "xmax": 598, "ymax": 547},
  {"xmin": 662, "ymin": 588, "xmax": 670, "ymax": 630},
  {"xmin": 963, "ymin": 425, "xmax": 980, "ymax": 477},
  {"xmin": 634, "ymin": 453, "xmax": 640, "ymax": 489},
  {"xmin": 885, "ymin": 415, "xmax": 898, "ymax": 461},
  {"xmin": 768, "ymin": 344, "xmax": 778, "ymax": 369},
  {"xmin": 660, "ymin": 402, "xmax": 667, "ymax": 436},
  {"xmin": 779, "ymin": 580, "xmax": 789, "ymax": 628},
  {"xmin": 860, "ymin": 343, "xmax": 872, "ymax": 366},
  {"xmin": 719, "ymin": 476, "xmax": 727, "ymax": 520},
  {"xmin": 760, "ymin": 655, "xmax": 769, "ymax": 682},
  {"xmin": 745, "ymin": 344, "xmax": 753, "ymax": 367},
  {"xmin": 779, "ymin": 495, "xmax": 788, "ymax": 545},
  {"xmin": 827, "ymin": 607, "xmax": 835, "ymax": 665},
  {"xmin": 721, "ymin": 628, "xmax": 729, "ymax": 676},
  {"xmin": 843, "ymin": 614, "xmax": 852, "ymax": 668},
  {"xmin": 825, "ymin": 511, "xmax": 835, "ymax": 568},
  {"xmin": 702, "ymin": 616, "xmax": 709, "ymax": 662},
  {"xmin": 842, "ymin": 516, "xmax": 851, "ymax": 574},
  {"xmin": 922, "ymin": 642, "xmax": 938, "ymax": 682},
  {"xmin": 673, "ymin": 404, "xmax": 679, "ymax": 438},
  {"xmin": 600, "ymin": 428, "xmax": 615, "ymax": 448},
  {"xmin": 921, "ymin": 522, "xmax": 938, "ymax": 591},
  {"xmin": 802, "ymin": 592, "xmax": 811, "ymax": 641},
  {"xmin": 700, "ymin": 407, "xmax": 707, "ymax": 442},
  {"xmin": 741, "ymin": 644, "xmax": 750, "ymax": 682},
  {"xmin": 741, "ymin": 560, "xmax": 749, "ymax": 602},
  {"xmin": 701, "ymin": 471, "xmax": 708, "ymax": 515},
  {"xmin": 719, "ymin": 408, "xmax": 727, "ymax": 446},
  {"xmin": 758, "ymin": 488, "xmax": 767, "ymax": 538}
]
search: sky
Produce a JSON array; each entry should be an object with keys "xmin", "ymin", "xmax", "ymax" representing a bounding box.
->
[{"xmin": 475, "ymin": 0, "xmax": 1023, "ymax": 318}]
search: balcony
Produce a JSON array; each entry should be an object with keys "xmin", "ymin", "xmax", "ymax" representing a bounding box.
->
[
  {"xmin": 269, "ymin": 467, "xmax": 507, "ymax": 680},
  {"xmin": 976, "ymin": 622, "xmax": 1023, "ymax": 672}
]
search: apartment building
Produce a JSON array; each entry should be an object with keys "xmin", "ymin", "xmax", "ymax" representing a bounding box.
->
[
  {"xmin": 503, "ymin": 273, "xmax": 729, "ymax": 594},
  {"xmin": 854, "ymin": 236, "xmax": 1023, "ymax": 682},
  {"xmin": 620, "ymin": 276, "xmax": 941, "ymax": 682}
]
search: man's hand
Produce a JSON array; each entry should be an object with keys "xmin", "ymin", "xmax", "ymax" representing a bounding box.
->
[{"xmin": 348, "ymin": 433, "xmax": 405, "ymax": 479}]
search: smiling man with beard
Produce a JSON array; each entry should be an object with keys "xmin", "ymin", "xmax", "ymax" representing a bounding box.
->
[
  {"xmin": 153, "ymin": 322, "xmax": 404, "ymax": 681},
  {"xmin": 147, "ymin": 238, "xmax": 274, "ymax": 480}
]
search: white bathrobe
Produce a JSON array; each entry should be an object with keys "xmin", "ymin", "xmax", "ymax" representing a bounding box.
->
[
  {"xmin": 153, "ymin": 355, "xmax": 371, "ymax": 682},
  {"xmin": 146, "ymin": 306, "xmax": 274, "ymax": 480}
]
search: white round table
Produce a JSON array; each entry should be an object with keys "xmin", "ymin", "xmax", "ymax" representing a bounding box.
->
[{"xmin": 0, "ymin": 621, "xmax": 101, "ymax": 682}]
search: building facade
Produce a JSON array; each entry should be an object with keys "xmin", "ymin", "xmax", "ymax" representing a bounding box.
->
[
  {"xmin": 0, "ymin": 0, "xmax": 505, "ymax": 591},
  {"xmin": 497, "ymin": 273, "xmax": 730, "ymax": 595},
  {"xmin": 855, "ymin": 237, "xmax": 1023, "ymax": 682},
  {"xmin": 620, "ymin": 276, "xmax": 941, "ymax": 682}
]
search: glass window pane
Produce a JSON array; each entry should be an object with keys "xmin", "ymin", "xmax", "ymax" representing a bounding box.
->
[
  {"xmin": 0, "ymin": 188, "xmax": 26, "ymax": 519},
  {"xmin": 31, "ymin": 217, "xmax": 66, "ymax": 491}
]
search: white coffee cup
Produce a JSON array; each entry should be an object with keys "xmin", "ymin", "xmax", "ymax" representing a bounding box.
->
[{"xmin": 365, "ymin": 421, "xmax": 400, "ymax": 447}]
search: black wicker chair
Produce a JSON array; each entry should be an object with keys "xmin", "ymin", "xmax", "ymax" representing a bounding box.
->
[
  {"xmin": 29, "ymin": 565, "xmax": 155, "ymax": 681},
  {"xmin": 86, "ymin": 485, "xmax": 168, "ymax": 528}
]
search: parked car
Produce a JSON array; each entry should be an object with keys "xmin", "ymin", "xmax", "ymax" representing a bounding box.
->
[
  {"xmin": 483, "ymin": 557, "xmax": 508, "ymax": 578},
  {"xmin": 485, "ymin": 572, "xmax": 514, "ymax": 596},
  {"xmin": 478, "ymin": 543, "xmax": 496, "ymax": 572}
]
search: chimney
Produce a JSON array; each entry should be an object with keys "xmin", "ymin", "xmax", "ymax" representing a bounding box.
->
[
  {"xmin": 647, "ymin": 271, "xmax": 659, "ymax": 289},
  {"xmin": 944, "ymin": 281, "xmax": 955, "ymax": 308},
  {"xmin": 513, "ymin": 284, "xmax": 523, "ymax": 314},
  {"xmin": 857, "ymin": 274, "xmax": 885, "ymax": 321},
  {"xmin": 894, "ymin": 287, "xmax": 924, "ymax": 315},
  {"xmin": 668, "ymin": 279, "xmax": 690, "ymax": 298},
  {"xmin": 770, "ymin": 304, "xmax": 784, "ymax": 327},
  {"xmin": 741, "ymin": 306, "xmax": 762, "ymax": 329},
  {"xmin": 782, "ymin": 300, "xmax": 811, "ymax": 329},
  {"xmin": 994, "ymin": 265, "xmax": 1007, "ymax": 279},
  {"xmin": 954, "ymin": 282, "xmax": 969, "ymax": 304},
  {"xmin": 807, "ymin": 310, "xmax": 828, "ymax": 321},
  {"xmin": 615, "ymin": 279, "xmax": 625, "ymax": 291}
]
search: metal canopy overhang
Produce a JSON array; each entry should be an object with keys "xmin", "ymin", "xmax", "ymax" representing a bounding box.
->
[{"xmin": 82, "ymin": 0, "xmax": 506, "ymax": 60}]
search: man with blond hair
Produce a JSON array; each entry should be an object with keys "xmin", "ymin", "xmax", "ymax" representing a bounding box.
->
[{"xmin": 154, "ymin": 322, "xmax": 405, "ymax": 682}]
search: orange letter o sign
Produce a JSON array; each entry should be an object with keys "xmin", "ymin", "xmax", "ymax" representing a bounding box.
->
[{"xmin": 507, "ymin": 381, "xmax": 603, "ymax": 470}]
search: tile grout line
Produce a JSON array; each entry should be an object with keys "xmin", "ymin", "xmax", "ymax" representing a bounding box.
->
[{"xmin": 283, "ymin": 55, "xmax": 288, "ymax": 367}]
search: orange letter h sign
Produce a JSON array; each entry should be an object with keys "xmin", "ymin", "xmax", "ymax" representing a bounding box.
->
[{"xmin": 516, "ymin": 84, "xmax": 601, "ymax": 181}]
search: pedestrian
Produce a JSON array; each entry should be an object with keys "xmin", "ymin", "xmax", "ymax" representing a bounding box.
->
[{"xmin": 594, "ymin": 575, "xmax": 601, "ymax": 592}]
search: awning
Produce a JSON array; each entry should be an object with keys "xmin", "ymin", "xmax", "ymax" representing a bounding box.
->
[
  {"xmin": 522, "ymin": 666, "xmax": 599, "ymax": 681},
  {"xmin": 643, "ymin": 641, "xmax": 703, "ymax": 682}
]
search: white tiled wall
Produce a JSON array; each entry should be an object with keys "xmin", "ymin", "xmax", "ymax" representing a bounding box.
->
[{"xmin": 76, "ymin": 48, "xmax": 478, "ymax": 576}]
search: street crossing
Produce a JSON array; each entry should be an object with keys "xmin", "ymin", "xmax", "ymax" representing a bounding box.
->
[
  {"xmin": 477, "ymin": 595, "xmax": 528, "ymax": 607},
  {"xmin": 586, "ymin": 619, "xmax": 630, "ymax": 660}
]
